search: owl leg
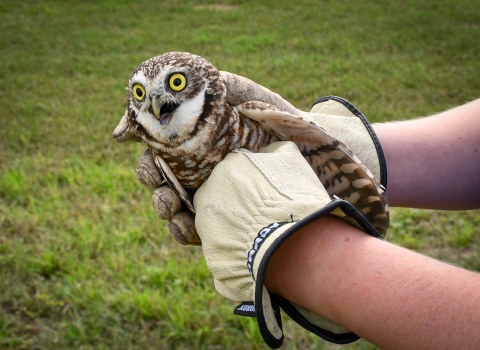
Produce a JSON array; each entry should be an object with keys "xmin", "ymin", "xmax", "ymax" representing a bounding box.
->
[
  {"xmin": 136, "ymin": 149, "xmax": 201, "ymax": 245},
  {"xmin": 168, "ymin": 212, "xmax": 201, "ymax": 246}
]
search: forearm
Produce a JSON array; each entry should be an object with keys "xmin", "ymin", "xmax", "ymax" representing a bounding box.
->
[
  {"xmin": 373, "ymin": 98, "xmax": 480, "ymax": 209},
  {"xmin": 265, "ymin": 215, "xmax": 480, "ymax": 349}
]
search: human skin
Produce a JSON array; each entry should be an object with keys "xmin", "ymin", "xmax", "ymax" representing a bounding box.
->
[
  {"xmin": 374, "ymin": 98, "xmax": 480, "ymax": 210},
  {"xmin": 265, "ymin": 99, "xmax": 480, "ymax": 349},
  {"xmin": 136, "ymin": 98, "xmax": 480, "ymax": 347}
]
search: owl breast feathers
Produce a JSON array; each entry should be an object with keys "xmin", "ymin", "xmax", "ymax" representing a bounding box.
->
[{"xmin": 113, "ymin": 51, "xmax": 389, "ymax": 235}]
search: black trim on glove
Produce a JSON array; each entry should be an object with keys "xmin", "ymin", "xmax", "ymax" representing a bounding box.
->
[
  {"xmin": 312, "ymin": 96, "xmax": 388, "ymax": 189},
  {"xmin": 279, "ymin": 298, "xmax": 360, "ymax": 344},
  {"xmin": 253, "ymin": 198, "xmax": 383, "ymax": 349}
]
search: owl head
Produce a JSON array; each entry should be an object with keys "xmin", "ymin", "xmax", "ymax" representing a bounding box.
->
[{"xmin": 113, "ymin": 52, "xmax": 226, "ymax": 149}]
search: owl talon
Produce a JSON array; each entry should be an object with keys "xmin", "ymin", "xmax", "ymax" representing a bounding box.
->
[
  {"xmin": 168, "ymin": 211, "xmax": 201, "ymax": 245},
  {"xmin": 136, "ymin": 150, "xmax": 164, "ymax": 189},
  {"xmin": 152, "ymin": 186, "xmax": 183, "ymax": 220}
]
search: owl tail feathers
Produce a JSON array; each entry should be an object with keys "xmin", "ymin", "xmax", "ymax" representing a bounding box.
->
[{"xmin": 113, "ymin": 110, "xmax": 142, "ymax": 143}]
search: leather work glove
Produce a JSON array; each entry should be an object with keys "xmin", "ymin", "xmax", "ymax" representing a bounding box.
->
[
  {"xmin": 135, "ymin": 96, "xmax": 387, "ymax": 245},
  {"xmin": 194, "ymin": 141, "xmax": 383, "ymax": 349}
]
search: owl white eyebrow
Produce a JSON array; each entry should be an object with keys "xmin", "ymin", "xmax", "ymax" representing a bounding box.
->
[{"xmin": 129, "ymin": 81, "xmax": 145, "ymax": 89}]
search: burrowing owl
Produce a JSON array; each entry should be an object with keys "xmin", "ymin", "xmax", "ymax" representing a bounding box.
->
[{"xmin": 113, "ymin": 52, "xmax": 389, "ymax": 235}]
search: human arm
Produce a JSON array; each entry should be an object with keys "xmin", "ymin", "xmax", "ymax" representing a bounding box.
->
[
  {"xmin": 193, "ymin": 131, "xmax": 480, "ymax": 348},
  {"xmin": 265, "ymin": 100, "xmax": 480, "ymax": 349},
  {"xmin": 194, "ymin": 141, "xmax": 386, "ymax": 347},
  {"xmin": 374, "ymin": 98, "xmax": 480, "ymax": 209},
  {"xmin": 265, "ymin": 214, "xmax": 480, "ymax": 350},
  {"xmin": 136, "ymin": 96, "xmax": 480, "ymax": 348}
]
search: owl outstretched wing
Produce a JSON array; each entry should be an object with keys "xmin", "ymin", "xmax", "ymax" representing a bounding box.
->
[{"xmin": 236, "ymin": 101, "xmax": 389, "ymax": 236}]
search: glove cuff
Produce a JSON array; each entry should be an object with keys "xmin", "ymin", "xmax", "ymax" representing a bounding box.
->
[
  {"xmin": 311, "ymin": 95, "xmax": 387, "ymax": 188},
  {"xmin": 251, "ymin": 198, "xmax": 382, "ymax": 348},
  {"xmin": 279, "ymin": 299, "xmax": 359, "ymax": 344}
]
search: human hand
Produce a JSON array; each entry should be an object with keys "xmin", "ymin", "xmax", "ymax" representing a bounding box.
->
[
  {"xmin": 307, "ymin": 96, "xmax": 387, "ymax": 184},
  {"xmin": 194, "ymin": 141, "xmax": 381, "ymax": 348},
  {"xmin": 134, "ymin": 95, "xmax": 387, "ymax": 246}
]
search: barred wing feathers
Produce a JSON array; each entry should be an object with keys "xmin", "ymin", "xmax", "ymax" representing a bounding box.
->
[{"xmin": 236, "ymin": 101, "xmax": 389, "ymax": 236}]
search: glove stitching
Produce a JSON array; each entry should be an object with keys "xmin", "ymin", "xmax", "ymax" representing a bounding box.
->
[{"xmin": 246, "ymin": 221, "xmax": 290, "ymax": 279}]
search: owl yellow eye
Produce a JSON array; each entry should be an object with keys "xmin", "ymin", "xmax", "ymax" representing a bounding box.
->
[
  {"xmin": 168, "ymin": 73, "xmax": 187, "ymax": 91},
  {"xmin": 132, "ymin": 83, "xmax": 146, "ymax": 101}
]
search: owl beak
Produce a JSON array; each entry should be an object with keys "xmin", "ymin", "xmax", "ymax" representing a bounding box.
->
[
  {"xmin": 151, "ymin": 96, "xmax": 178, "ymax": 129},
  {"xmin": 151, "ymin": 97, "xmax": 172, "ymax": 129},
  {"xmin": 151, "ymin": 97, "xmax": 162, "ymax": 119}
]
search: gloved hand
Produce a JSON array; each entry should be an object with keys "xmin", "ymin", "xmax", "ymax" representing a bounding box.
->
[
  {"xmin": 194, "ymin": 141, "xmax": 382, "ymax": 349},
  {"xmin": 136, "ymin": 96, "xmax": 387, "ymax": 246}
]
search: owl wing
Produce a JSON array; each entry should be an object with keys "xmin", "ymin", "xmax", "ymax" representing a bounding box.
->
[
  {"xmin": 236, "ymin": 101, "xmax": 389, "ymax": 236},
  {"xmin": 152, "ymin": 151, "xmax": 196, "ymax": 214},
  {"xmin": 221, "ymin": 71, "xmax": 303, "ymax": 117}
]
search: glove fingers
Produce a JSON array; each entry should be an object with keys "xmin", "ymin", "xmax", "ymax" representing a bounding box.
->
[
  {"xmin": 152, "ymin": 185, "xmax": 183, "ymax": 220},
  {"xmin": 168, "ymin": 211, "xmax": 201, "ymax": 245},
  {"xmin": 136, "ymin": 149, "xmax": 164, "ymax": 189}
]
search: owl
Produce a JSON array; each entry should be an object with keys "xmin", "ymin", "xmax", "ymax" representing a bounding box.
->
[{"xmin": 113, "ymin": 52, "xmax": 389, "ymax": 235}]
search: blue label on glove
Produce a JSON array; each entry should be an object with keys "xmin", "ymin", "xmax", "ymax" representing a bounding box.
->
[
  {"xmin": 247, "ymin": 221, "xmax": 289, "ymax": 277},
  {"xmin": 234, "ymin": 302, "xmax": 256, "ymax": 317}
]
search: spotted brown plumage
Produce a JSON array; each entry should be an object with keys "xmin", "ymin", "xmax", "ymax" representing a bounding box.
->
[{"xmin": 113, "ymin": 52, "xmax": 389, "ymax": 235}]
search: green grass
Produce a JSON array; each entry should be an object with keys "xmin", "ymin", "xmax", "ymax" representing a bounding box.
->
[{"xmin": 1, "ymin": 0, "xmax": 479, "ymax": 348}]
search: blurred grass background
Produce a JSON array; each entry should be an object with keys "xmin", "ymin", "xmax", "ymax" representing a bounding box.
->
[{"xmin": 0, "ymin": 0, "xmax": 479, "ymax": 349}]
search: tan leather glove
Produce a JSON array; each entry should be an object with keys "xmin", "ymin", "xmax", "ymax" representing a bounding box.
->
[
  {"xmin": 194, "ymin": 141, "xmax": 382, "ymax": 349},
  {"xmin": 136, "ymin": 96, "xmax": 387, "ymax": 246}
]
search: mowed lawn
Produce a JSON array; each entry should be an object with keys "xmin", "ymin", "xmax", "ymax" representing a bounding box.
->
[{"xmin": 1, "ymin": 0, "xmax": 479, "ymax": 349}]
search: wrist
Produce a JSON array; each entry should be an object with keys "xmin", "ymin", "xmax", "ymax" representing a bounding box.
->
[
  {"xmin": 252, "ymin": 209, "xmax": 369, "ymax": 346},
  {"xmin": 265, "ymin": 211, "xmax": 480, "ymax": 349},
  {"xmin": 265, "ymin": 215, "xmax": 367, "ymax": 319}
]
